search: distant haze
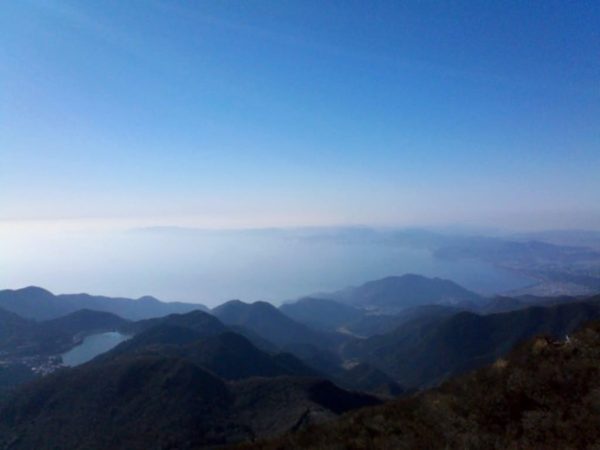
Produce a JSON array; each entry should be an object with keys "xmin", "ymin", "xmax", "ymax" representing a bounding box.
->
[{"xmin": 0, "ymin": 225, "xmax": 535, "ymax": 306}]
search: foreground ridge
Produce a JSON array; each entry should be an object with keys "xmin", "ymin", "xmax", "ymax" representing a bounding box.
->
[{"xmin": 238, "ymin": 320, "xmax": 600, "ymax": 450}]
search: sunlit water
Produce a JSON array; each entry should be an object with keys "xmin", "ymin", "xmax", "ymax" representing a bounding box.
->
[
  {"xmin": 61, "ymin": 332, "xmax": 130, "ymax": 366},
  {"xmin": 0, "ymin": 226, "xmax": 533, "ymax": 306}
]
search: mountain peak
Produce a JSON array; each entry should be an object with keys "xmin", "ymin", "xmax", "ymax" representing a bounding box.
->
[
  {"xmin": 324, "ymin": 274, "xmax": 482, "ymax": 309},
  {"xmin": 136, "ymin": 295, "xmax": 160, "ymax": 303},
  {"xmin": 14, "ymin": 286, "xmax": 55, "ymax": 297}
]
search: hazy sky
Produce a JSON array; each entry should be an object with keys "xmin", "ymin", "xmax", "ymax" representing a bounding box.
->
[{"xmin": 2, "ymin": 0, "xmax": 600, "ymax": 230}]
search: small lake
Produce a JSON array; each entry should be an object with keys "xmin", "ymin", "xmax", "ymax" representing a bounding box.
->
[{"xmin": 61, "ymin": 331, "xmax": 130, "ymax": 367}]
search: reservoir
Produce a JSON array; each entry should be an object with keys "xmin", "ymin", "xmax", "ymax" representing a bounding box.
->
[{"xmin": 61, "ymin": 331, "xmax": 130, "ymax": 366}]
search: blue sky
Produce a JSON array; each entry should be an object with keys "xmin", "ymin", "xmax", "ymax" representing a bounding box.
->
[{"xmin": 2, "ymin": 0, "xmax": 600, "ymax": 230}]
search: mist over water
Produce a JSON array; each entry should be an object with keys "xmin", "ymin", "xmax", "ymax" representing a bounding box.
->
[{"xmin": 0, "ymin": 226, "xmax": 532, "ymax": 306}]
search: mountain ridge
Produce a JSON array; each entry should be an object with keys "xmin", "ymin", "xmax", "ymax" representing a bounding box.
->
[{"xmin": 0, "ymin": 286, "xmax": 208, "ymax": 321}]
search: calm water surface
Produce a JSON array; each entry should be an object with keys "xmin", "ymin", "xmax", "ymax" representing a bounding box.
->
[{"xmin": 61, "ymin": 332, "xmax": 130, "ymax": 367}]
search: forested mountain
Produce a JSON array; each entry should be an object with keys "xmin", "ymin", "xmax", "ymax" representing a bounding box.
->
[
  {"xmin": 318, "ymin": 274, "xmax": 483, "ymax": 310},
  {"xmin": 0, "ymin": 307, "xmax": 36, "ymax": 349},
  {"xmin": 0, "ymin": 308, "xmax": 129, "ymax": 357},
  {"xmin": 343, "ymin": 295, "xmax": 600, "ymax": 388},
  {"xmin": 101, "ymin": 322, "xmax": 318, "ymax": 381},
  {"xmin": 244, "ymin": 318, "xmax": 600, "ymax": 449}
]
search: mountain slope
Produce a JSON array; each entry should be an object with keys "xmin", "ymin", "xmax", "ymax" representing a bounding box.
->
[
  {"xmin": 128, "ymin": 309, "xmax": 228, "ymax": 336},
  {"xmin": 0, "ymin": 287, "xmax": 208, "ymax": 321},
  {"xmin": 343, "ymin": 304, "xmax": 462, "ymax": 337},
  {"xmin": 345, "ymin": 294, "xmax": 600, "ymax": 388},
  {"xmin": 0, "ymin": 354, "xmax": 379, "ymax": 449},
  {"xmin": 212, "ymin": 300, "xmax": 343, "ymax": 349},
  {"xmin": 0, "ymin": 287, "xmax": 65, "ymax": 321},
  {"xmin": 244, "ymin": 319, "xmax": 600, "ymax": 450},
  {"xmin": 477, "ymin": 294, "xmax": 580, "ymax": 314},
  {"xmin": 337, "ymin": 363, "xmax": 404, "ymax": 398},
  {"xmin": 168, "ymin": 332, "xmax": 319, "ymax": 380},
  {"xmin": 103, "ymin": 326, "xmax": 318, "ymax": 381},
  {"xmin": 40, "ymin": 309, "xmax": 130, "ymax": 337},
  {"xmin": 101, "ymin": 310, "xmax": 230, "ymax": 361},
  {"xmin": 0, "ymin": 355, "xmax": 233, "ymax": 449},
  {"xmin": 0, "ymin": 307, "xmax": 36, "ymax": 349},
  {"xmin": 279, "ymin": 298, "xmax": 364, "ymax": 331}
]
